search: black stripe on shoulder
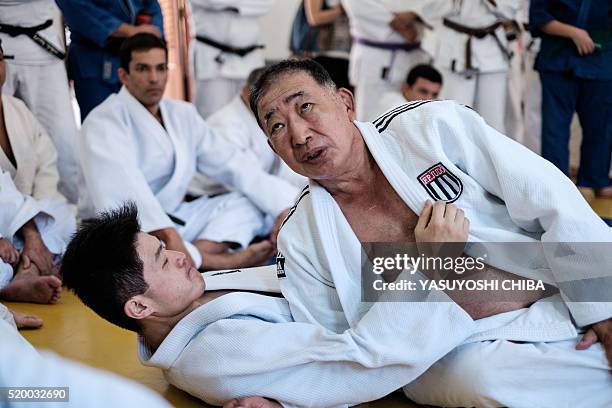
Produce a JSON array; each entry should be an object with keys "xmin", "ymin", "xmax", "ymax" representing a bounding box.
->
[
  {"xmin": 372, "ymin": 100, "xmax": 424, "ymax": 128},
  {"xmin": 280, "ymin": 186, "xmax": 310, "ymax": 229},
  {"xmin": 376, "ymin": 100, "xmax": 435, "ymax": 133}
]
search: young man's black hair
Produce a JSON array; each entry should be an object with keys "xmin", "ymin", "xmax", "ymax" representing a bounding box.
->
[
  {"xmin": 405, "ymin": 64, "xmax": 443, "ymax": 87},
  {"xmin": 61, "ymin": 202, "xmax": 148, "ymax": 332},
  {"xmin": 119, "ymin": 33, "xmax": 168, "ymax": 72}
]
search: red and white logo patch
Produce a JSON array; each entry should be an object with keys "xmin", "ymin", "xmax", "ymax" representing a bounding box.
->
[{"xmin": 417, "ymin": 162, "xmax": 463, "ymax": 203}]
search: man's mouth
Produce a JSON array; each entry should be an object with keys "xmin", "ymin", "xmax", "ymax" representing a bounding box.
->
[{"xmin": 301, "ymin": 148, "xmax": 326, "ymax": 163}]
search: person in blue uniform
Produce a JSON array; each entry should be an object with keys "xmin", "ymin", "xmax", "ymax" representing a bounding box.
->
[
  {"xmin": 56, "ymin": 0, "xmax": 164, "ymax": 121},
  {"xmin": 530, "ymin": 0, "xmax": 612, "ymax": 197}
]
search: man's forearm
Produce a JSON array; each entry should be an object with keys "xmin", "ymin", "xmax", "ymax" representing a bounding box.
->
[
  {"xmin": 540, "ymin": 20, "xmax": 578, "ymax": 39},
  {"xmin": 18, "ymin": 220, "xmax": 40, "ymax": 242}
]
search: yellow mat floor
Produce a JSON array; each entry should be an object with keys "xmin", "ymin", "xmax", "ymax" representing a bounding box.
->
[{"xmin": 6, "ymin": 196, "xmax": 612, "ymax": 407}]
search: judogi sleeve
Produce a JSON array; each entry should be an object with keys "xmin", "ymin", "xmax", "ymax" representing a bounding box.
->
[
  {"xmin": 528, "ymin": 0, "xmax": 556, "ymax": 36},
  {"xmin": 191, "ymin": 107, "xmax": 300, "ymax": 217},
  {"xmin": 403, "ymin": 101, "xmax": 612, "ymax": 327},
  {"xmin": 30, "ymin": 111, "xmax": 64, "ymax": 203},
  {"xmin": 55, "ymin": 0, "xmax": 127, "ymax": 47},
  {"xmin": 0, "ymin": 170, "xmax": 45, "ymax": 239},
  {"xmin": 176, "ymin": 290, "xmax": 475, "ymax": 407},
  {"xmin": 190, "ymin": 0, "xmax": 274, "ymax": 16},
  {"xmin": 80, "ymin": 110, "xmax": 173, "ymax": 233}
]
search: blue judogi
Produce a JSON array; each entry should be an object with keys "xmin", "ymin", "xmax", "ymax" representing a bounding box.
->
[
  {"xmin": 55, "ymin": 0, "xmax": 164, "ymax": 121},
  {"xmin": 530, "ymin": 0, "xmax": 612, "ymax": 189}
]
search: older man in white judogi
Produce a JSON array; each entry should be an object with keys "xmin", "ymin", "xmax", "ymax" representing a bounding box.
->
[{"xmin": 79, "ymin": 34, "xmax": 300, "ymax": 270}]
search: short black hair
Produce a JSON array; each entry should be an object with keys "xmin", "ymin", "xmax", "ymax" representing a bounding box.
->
[
  {"xmin": 119, "ymin": 33, "xmax": 168, "ymax": 72},
  {"xmin": 249, "ymin": 58, "xmax": 336, "ymax": 128},
  {"xmin": 61, "ymin": 203, "xmax": 148, "ymax": 332},
  {"xmin": 406, "ymin": 64, "xmax": 443, "ymax": 87}
]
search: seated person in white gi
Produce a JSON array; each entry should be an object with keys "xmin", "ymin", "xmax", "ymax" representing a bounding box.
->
[
  {"xmin": 79, "ymin": 34, "xmax": 301, "ymax": 270},
  {"xmin": 0, "ymin": 45, "xmax": 75, "ymax": 311},
  {"xmin": 376, "ymin": 64, "xmax": 443, "ymax": 117},
  {"xmin": 189, "ymin": 67, "xmax": 307, "ymax": 232},
  {"xmin": 247, "ymin": 59, "xmax": 612, "ymax": 407},
  {"xmin": 62, "ymin": 204, "xmax": 611, "ymax": 407}
]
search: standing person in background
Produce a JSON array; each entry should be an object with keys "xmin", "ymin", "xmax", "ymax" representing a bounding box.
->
[
  {"xmin": 341, "ymin": 0, "xmax": 432, "ymax": 121},
  {"xmin": 423, "ymin": 0, "xmax": 520, "ymax": 134},
  {"xmin": 190, "ymin": 0, "xmax": 274, "ymax": 118},
  {"xmin": 55, "ymin": 0, "xmax": 163, "ymax": 121},
  {"xmin": 0, "ymin": 2, "xmax": 80, "ymax": 203},
  {"xmin": 303, "ymin": 0, "xmax": 352, "ymax": 90},
  {"xmin": 530, "ymin": 0, "xmax": 612, "ymax": 197}
]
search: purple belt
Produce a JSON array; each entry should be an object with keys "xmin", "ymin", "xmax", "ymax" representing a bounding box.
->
[{"xmin": 354, "ymin": 37, "xmax": 421, "ymax": 52}]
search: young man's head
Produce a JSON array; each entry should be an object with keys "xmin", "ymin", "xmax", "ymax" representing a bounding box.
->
[
  {"xmin": 61, "ymin": 203, "xmax": 205, "ymax": 333},
  {"xmin": 249, "ymin": 59, "xmax": 363, "ymax": 182},
  {"xmin": 402, "ymin": 64, "xmax": 443, "ymax": 101},
  {"xmin": 118, "ymin": 33, "xmax": 169, "ymax": 109}
]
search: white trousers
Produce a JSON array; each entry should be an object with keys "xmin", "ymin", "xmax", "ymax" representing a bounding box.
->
[
  {"xmin": 3, "ymin": 60, "xmax": 80, "ymax": 203},
  {"xmin": 172, "ymin": 192, "xmax": 265, "ymax": 268},
  {"xmin": 349, "ymin": 43, "xmax": 430, "ymax": 121},
  {"xmin": 439, "ymin": 68, "xmax": 508, "ymax": 134},
  {"xmin": 194, "ymin": 78, "xmax": 244, "ymax": 119},
  {"xmin": 403, "ymin": 337, "xmax": 612, "ymax": 407}
]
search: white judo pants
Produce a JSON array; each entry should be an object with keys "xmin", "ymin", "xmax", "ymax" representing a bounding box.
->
[
  {"xmin": 3, "ymin": 60, "xmax": 80, "ymax": 203},
  {"xmin": 349, "ymin": 43, "xmax": 431, "ymax": 121},
  {"xmin": 403, "ymin": 337, "xmax": 612, "ymax": 407},
  {"xmin": 171, "ymin": 192, "xmax": 265, "ymax": 268},
  {"xmin": 194, "ymin": 77, "xmax": 244, "ymax": 119},
  {"xmin": 439, "ymin": 68, "xmax": 508, "ymax": 134}
]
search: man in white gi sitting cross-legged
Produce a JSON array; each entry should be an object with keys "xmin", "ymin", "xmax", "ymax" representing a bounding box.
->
[{"xmin": 78, "ymin": 34, "xmax": 301, "ymax": 270}]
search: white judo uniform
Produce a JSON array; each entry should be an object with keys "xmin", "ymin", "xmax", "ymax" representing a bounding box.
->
[
  {"xmin": 190, "ymin": 0, "xmax": 274, "ymax": 118},
  {"xmin": 341, "ymin": 0, "xmax": 431, "ymax": 121},
  {"xmin": 189, "ymin": 95, "xmax": 306, "ymax": 214},
  {"xmin": 422, "ymin": 0, "xmax": 520, "ymax": 133},
  {"xmin": 0, "ymin": 303, "xmax": 172, "ymax": 408},
  {"xmin": 79, "ymin": 87, "xmax": 300, "ymax": 267},
  {"xmin": 0, "ymin": 0, "xmax": 80, "ymax": 203},
  {"xmin": 277, "ymin": 100, "xmax": 612, "ymax": 406}
]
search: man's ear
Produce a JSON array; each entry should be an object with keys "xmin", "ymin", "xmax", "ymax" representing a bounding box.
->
[
  {"xmin": 124, "ymin": 295, "xmax": 155, "ymax": 321},
  {"xmin": 337, "ymin": 87, "xmax": 356, "ymax": 121},
  {"xmin": 118, "ymin": 67, "xmax": 129, "ymax": 87},
  {"xmin": 401, "ymin": 82, "xmax": 411, "ymax": 101}
]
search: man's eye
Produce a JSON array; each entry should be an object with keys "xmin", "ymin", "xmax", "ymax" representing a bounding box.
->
[
  {"xmin": 163, "ymin": 258, "xmax": 168, "ymax": 269},
  {"xmin": 300, "ymin": 103, "xmax": 312, "ymax": 113},
  {"xmin": 270, "ymin": 122, "xmax": 284, "ymax": 134}
]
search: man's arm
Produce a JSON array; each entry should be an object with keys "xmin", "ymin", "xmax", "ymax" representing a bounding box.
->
[{"xmin": 192, "ymin": 110, "xmax": 299, "ymax": 218}]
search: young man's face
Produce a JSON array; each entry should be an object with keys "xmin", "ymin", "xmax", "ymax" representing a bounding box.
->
[
  {"xmin": 134, "ymin": 233, "xmax": 204, "ymax": 317},
  {"xmin": 119, "ymin": 48, "xmax": 168, "ymax": 108},
  {"xmin": 402, "ymin": 77, "xmax": 441, "ymax": 101},
  {"xmin": 257, "ymin": 72, "xmax": 360, "ymax": 181}
]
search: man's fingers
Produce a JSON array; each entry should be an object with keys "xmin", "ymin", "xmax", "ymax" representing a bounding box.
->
[
  {"xmin": 444, "ymin": 204, "xmax": 457, "ymax": 222},
  {"xmin": 416, "ymin": 200, "xmax": 433, "ymax": 230},
  {"xmin": 431, "ymin": 200, "xmax": 446, "ymax": 224},
  {"xmin": 22, "ymin": 254, "xmax": 31, "ymax": 269},
  {"xmin": 576, "ymin": 328, "xmax": 598, "ymax": 350}
]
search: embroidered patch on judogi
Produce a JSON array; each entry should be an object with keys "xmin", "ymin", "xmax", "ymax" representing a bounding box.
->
[
  {"xmin": 276, "ymin": 252, "xmax": 286, "ymax": 278},
  {"xmin": 417, "ymin": 162, "xmax": 463, "ymax": 203}
]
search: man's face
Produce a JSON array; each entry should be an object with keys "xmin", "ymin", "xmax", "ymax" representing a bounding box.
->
[
  {"xmin": 134, "ymin": 233, "xmax": 204, "ymax": 317},
  {"xmin": 119, "ymin": 48, "xmax": 168, "ymax": 107},
  {"xmin": 257, "ymin": 72, "xmax": 360, "ymax": 181},
  {"xmin": 402, "ymin": 77, "xmax": 441, "ymax": 101}
]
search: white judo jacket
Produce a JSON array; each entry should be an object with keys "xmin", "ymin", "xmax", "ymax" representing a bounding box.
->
[
  {"xmin": 79, "ymin": 87, "xmax": 300, "ymax": 232},
  {"xmin": 278, "ymin": 99, "xmax": 612, "ymax": 339}
]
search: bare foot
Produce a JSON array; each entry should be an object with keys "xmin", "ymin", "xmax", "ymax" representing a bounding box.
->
[
  {"xmin": 0, "ymin": 274, "xmax": 62, "ymax": 304},
  {"xmin": 10, "ymin": 309, "xmax": 43, "ymax": 330}
]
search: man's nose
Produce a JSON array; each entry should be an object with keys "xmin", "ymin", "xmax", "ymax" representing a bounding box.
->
[
  {"xmin": 175, "ymin": 251, "xmax": 186, "ymax": 268},
  {"xmin": 149, "ymin": 70, "xmax": 159, "ymax": 83},
  {"xmin": 288, "ymin": 117, "xmax": 311, "ymax": 146}
]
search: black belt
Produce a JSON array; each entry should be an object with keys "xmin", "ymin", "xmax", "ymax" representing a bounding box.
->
[
  {"xmin": 443, "ymin": 18, "xmax": 512, "ymax": 76},
  {"xmin": 0, "ymin": 19, "xmax": 65, "ymax": 60},
  {"xmin": 195, "ymin": 35, "xmax": 264, "ymax": 57}
]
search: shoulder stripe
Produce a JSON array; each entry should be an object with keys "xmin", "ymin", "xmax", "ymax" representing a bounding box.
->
[
  {"xmin": 372, "ymin": 100, "xmax": 425, "ymax": 128},
  {"xmin": 280, "ymin": 186, "xmax": 310, "ymax": 229},
  {"xmin": 376, "ymin": 100, "xmax": 434, "ymax": 133}
]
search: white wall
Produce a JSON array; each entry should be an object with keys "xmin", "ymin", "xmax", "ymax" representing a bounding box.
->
[{"xmin": 260, "ymin": 0, "xmax": 301, "ymax": 62}]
